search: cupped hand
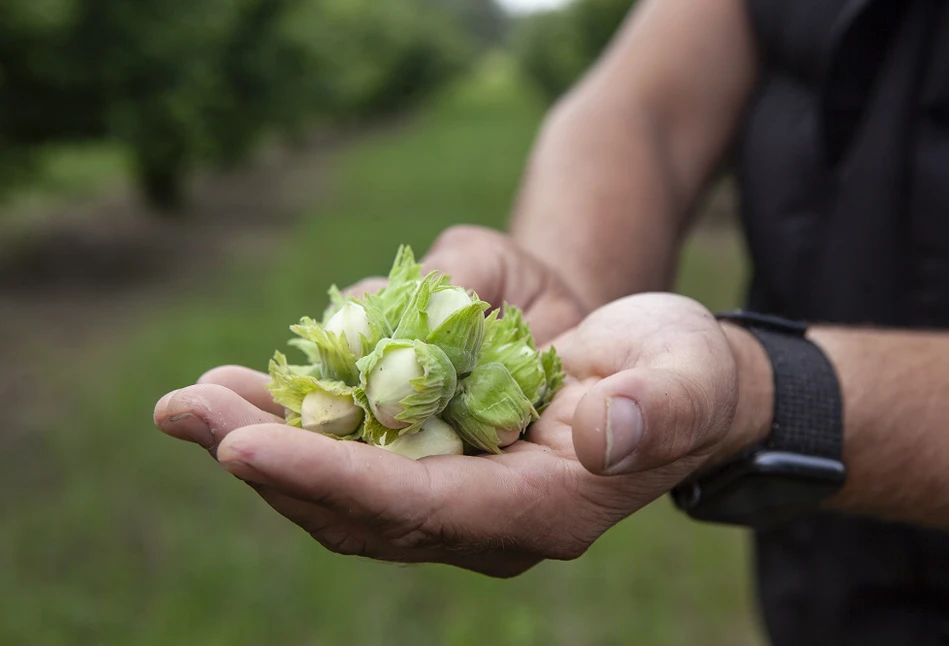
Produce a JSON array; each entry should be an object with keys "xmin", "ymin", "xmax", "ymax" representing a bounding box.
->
[
  {"xmin": 154, "ymin": 294, "xmax": 763, "ymax": 578},
  {"xmin": 350, "ymin": 225, "xmax": 587, "ymax": 344}
]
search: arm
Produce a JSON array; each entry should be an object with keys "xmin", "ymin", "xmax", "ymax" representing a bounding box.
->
[
  {"xmin": 712, "ymin": 323, "xmax": 949, "ymax": 529},
  {"xmin": 510, "ymin": 0, "xmax": 759, "ymax": 310},
  {"xmin": 805, "ymin": 327, "xmax": 949, "ymax": 526}
]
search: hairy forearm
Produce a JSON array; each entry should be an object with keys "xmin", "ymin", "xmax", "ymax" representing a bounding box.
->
[
  {"xmin": 728, "ymin": 324, "xmax": 949, "ymax": 529},
  {"xmin": 510, "ymin": 96, "xmax": 685, "ymax": 311},
  {"xmin": 809, "ymin": 328, "xmax": 949, "ymax": 528},
  {"xmin": 507, "ymin": 0, "xmax": 758, "ymax": 312}
]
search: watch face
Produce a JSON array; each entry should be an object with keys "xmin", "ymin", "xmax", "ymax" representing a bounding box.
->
[{"xmin": 672, "ymin": 452, "xmax": 846, "ymax": 529}]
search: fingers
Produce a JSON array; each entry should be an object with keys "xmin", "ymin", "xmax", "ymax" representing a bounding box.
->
[
  {"xmin": 425, "ymin": 225, "xmax": 585, "ymax": 344},
  {"xmin": 216, "ymin": 424, "xmax": 438, "ymax": 525},
  {"xmin": 570, "ymin": 367, "xmax": 732, "ymax": 476},
  {"xmin": 422, "ymin": 225, "xmax": 508, "ymax": 305},
  {"xmin": 154, "ymin": 384, "xmax": 284, "ymax": 452},
  {"xmin": 215, "ymin": 424, "xmax": 560, "ymax": 555},
  {"xmin": 198, "ymin": 365, "xmax": 283, "ymax": 415},
  {"xmin": 251, "ymin": 485, "xmax": 411, "ymax": 560}
]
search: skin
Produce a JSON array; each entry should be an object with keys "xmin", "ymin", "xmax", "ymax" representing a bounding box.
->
[{"xmin": 154, "ymin": 0, "xmax": 949, "ymax": 576}]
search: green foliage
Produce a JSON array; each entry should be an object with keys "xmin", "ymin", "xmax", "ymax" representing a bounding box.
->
[
  {"xmin": 514, "ymin": 0, "xmax": 637, "ymax": 103},
  {"xmin": 294, "ymin": 0, "xmax": 473, "ymax": 120},
  {"xmin": 437, "ymin": 0, "xmax": 508, "ymax": 48},
  {"xmin": 0, "ymin": 0, "xmax": 488, "ymax": 210}
]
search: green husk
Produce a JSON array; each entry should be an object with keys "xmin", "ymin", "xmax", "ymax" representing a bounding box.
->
[
  {"xmin": 266, "ymin": 351, "xmax": 362, "ymax": 439},
  {"xmin": 289, "ymin": 317, "xmax": 360, "ymax": 386},
  {"xmin": 356, "ymin": 338, "xmax": 457, "ymax": 441},
  {"xmin": 478, "ymin": 306, "xmax": 546, "ymax": 404},
  {"xmin": 442, "ymin": 361, "xmax": 536, "ymax": 454},
  {"xmin": 394, "ymin": 273, "xmax": 488, "ymax": 374}
]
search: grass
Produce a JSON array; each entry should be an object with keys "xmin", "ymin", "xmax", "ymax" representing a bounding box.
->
[
  {"xmin": 0, "ymin": 59, "xmax": 760, "ymax": 646},
  {"xmin": 0, "ymin": 142, "xmax": 130, "ymax": 229}
]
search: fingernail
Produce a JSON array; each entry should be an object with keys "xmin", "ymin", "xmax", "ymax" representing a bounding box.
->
[
  {"xmin": 155, "ymin": 389, "xmax": 179, "ymax": 413},
  {"xmin": 605, "ymin": 397, "xmax": 643, "ymax": 471},
  {"xmin": 159, "ymin": 413, "xmax": 213, "ymax": 448}
]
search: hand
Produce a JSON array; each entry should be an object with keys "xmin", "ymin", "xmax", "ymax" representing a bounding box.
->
[
  {"xmin": 153, "ymin": 293, "xmax": 769, "ymax": 578},
  {"xmin": 349, "ymin": 225, "xmax": 587, "ymax": 344}
]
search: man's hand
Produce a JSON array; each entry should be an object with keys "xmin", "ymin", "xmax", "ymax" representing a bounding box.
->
[
  {"xmin": 349, "ymin": 225, "xmax": 586, "ymax": 344},
  {"xmin": 154, "ymin": 294, "xmax": 768, "ymax": 577}
]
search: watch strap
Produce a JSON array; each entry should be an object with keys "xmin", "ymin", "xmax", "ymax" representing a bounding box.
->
[{"xmin": 717, "ymin": 311, "xmax": 843, "ymax": 461}]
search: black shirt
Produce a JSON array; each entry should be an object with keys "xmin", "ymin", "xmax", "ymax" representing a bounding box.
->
[{"xmin": 738, "ymin": 0, "xmax": 949, "ymax": 643}]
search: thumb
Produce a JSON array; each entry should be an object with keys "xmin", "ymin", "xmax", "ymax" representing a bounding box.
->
[{"xmin": 571, "ymin": 368, "xmax": 731, "ymax": 476}]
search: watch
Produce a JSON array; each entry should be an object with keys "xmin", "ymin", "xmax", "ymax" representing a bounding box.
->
[{"xmin": 670, "ymin": 310, "xmax": 847, "ymax": 529}]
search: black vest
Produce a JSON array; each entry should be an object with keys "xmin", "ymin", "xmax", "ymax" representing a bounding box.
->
[{"xmin": 738, "ymin": 0, "xmax": 949, "ymax": 644}]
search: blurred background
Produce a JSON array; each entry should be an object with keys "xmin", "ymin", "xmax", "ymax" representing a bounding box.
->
[{"xmin": 0, "ymin": 0, "xmax": 757, "ymax": 644}]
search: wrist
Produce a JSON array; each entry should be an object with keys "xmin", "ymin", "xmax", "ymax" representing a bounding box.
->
[{"xmin": 711, "ymin": 322, "xmax": 774, "ymax": 465}]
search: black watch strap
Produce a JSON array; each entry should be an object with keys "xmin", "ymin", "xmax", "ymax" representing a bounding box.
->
[{"xmin": 717, "ymin": 310, "xmax": 843, "ymax": 461}]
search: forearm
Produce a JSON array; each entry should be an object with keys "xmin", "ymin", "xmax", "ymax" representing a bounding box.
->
[
  {"xmin": 510, "ymin": 95, "xmax": 685, "ymax": 311},
  {"xmin": 810, "ymin": 327, "xmax": 949, "ymax": 527},
  {"xmin": 728, "ymin": 324, "xmax": 949, "ymax": 529},
  {"xmin": 508, "ymin": 0, "xmax": 758, "ymax": 311}
]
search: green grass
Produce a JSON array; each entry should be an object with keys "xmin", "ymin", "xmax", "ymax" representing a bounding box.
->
[
  {"xmin": 0, "ymin": 141, "xmax": 130, "ymax": 233},
  {"xmin": 0, "ymin": 60, "xmax": 760, "ymax": 646}
]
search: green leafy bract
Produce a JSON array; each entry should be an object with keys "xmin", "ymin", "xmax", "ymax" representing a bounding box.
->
[
  {"xmin": 377, "ymin": 245, "xmax": 424, "ymax": 330},
  {"xmin": 442, "ymin": 362, "xmax": 536, "ymax": 454},
  {"xmin": 320, "ymin": 284, "xmax": 350, "ymax": 326},
  {"xmin": 394, "ymin": 272, "xmax": 488, "ymax": 374},
  {"xmin": 287, "ymin": 338, "xmax": 323, "ymax": 367},
  {"xmin": 429, "ymin": 299, "xmax": 489, "ymax": 375},
  {"xmin": 290, "ymin": 317, "xmax": 360, "ymax": 386},
  {"xmin": 538, "ymin": 346, "xmax": 565, "ymax": 413},
  {"xmin": 353, "ymin": 387, "xmax": 403, "ymax": 446},
  {"xmin": 392, "ymin": 272, "xmax": 450, "ymax": 338},
  {"xmin": 478, "ymin": 306, "xmax": 547, "ymax": 404},
  {"xmin": 268, "ymin": 352, "xmax": 363, "ymax": 439}
]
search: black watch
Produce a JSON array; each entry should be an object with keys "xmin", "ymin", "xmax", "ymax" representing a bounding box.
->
[{"xmin": 670, "ymin": 310, "xmax": 846, "ymax": 529}]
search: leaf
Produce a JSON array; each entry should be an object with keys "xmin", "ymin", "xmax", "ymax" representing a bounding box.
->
[
  {"xmin": 290, "ymin": 316, "xmax": 360, "ymax": 386},
  {"xmin": 393, "ymin": 272, "xmax": 450, "ymax": 339},
  {"xmin": 287, "ymin": 338, "xmax": 322, "ymax": 366},
  {"xmin": 427, "ymin": 300, "xmax": 488, "ymax": 375},
  {"xmin": 442, "ymin": 362, "xmax": 535, "ymax": 454},
  {"xmin": 442, "ymin": 396, "xmax": 502, "ymax": 455},
  {"xmin": 267, "ymin": 351, "xmax": 322, "ymax": 414},
  {"xmin": 479, "ymin": 304, "xmax": 545, "ymax": 403},
  {"xmin": 538, "ymin": 346, "xmax": 565, "ymax": 413},
  {"xmin": 394, "ymin": 272, "xmax": 488, "ymax": 374},
  {"xmin": 354, "ymin": 387, "xmax": 402, "ymax": 446},
  {"xmin": 377, "ymin": 245, "xmax": 423, "ymax": 329},
  {"xmin": 320, "ymin": 284, "xmax": 350, "ymax": 325}
]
